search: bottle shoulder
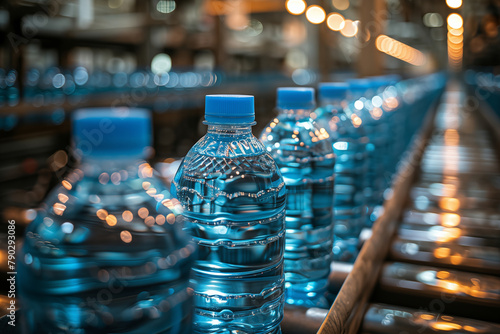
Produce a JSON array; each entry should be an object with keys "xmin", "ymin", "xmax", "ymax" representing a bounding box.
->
[
  {"xmin": 23, "ymin": 165, "xmax": 190, "ymax": 252},
  {"xmin": 188, "ymin": 133, "xmax": 267, "ymax": 157},
  {"xmin": 172, "ymin": 135, "xmax": 286, "ymax": 220},
  {"xmin": 259, "ymin": 115, "xmax": 334, "ymax": 159},
  {"xmin": 178, "ymin": 133, "xmax": 282, "ymax": 177}
]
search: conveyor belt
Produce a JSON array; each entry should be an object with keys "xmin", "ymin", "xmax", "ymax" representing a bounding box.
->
[
  {"xmin": 280, "ymin": 80, "xmax": 500, "ymax": 334},
  {"xmin": 357, "ymin": 81, "xmax": 500, "ymax": 333}
]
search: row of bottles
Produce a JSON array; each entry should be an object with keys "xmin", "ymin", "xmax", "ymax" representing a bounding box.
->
[
  {"xmin": 1, "ymin": 67, "xmax": 221, "ymax": 107},
  {"xmin": 465, "ymin": 69, "xmax": 500, "ymax": 119},
  {"xmin": 18, "ymin": 73, "xmax": 446, "ymax": 333}
]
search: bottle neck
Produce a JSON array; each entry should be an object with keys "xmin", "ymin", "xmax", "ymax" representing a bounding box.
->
[{"xmin": 206, "ymin": 123, "xmax": 253, "ymax": 137}]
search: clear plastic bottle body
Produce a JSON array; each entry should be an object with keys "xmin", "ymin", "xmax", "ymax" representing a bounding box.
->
[
  {"xmin": 315, "ymin": 101, "xmax": 369, "ymax": 262},
  {"xmin": 260, "ymin": 110, "xmax": 335, "ymax": 307},
  {"xmin": 18, "ymin": 159, "xmax": 196, "ymax": 334},
  {"xmin": 347, "ymin": 89, "xmax": 386, "ymax": 225},
  {"xmin": 379, "ymin": 83, "xmax": 403, "ymax": 176},
  {"xmin": 172, "ymin": 124, "xmax": 286, "ymax": 334}
]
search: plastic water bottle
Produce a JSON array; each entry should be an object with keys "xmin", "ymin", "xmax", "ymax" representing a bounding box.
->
[
  {"xmin": 347, "ymin": 79, "xmax": 383, "ymax": 225},
  {"xmin": 18, "ymin": 108, "xmax": 196, "ymax": 334},
  {"xmin": 172, "ymin": 95, "xmax": 286, "ymax": 334},
  {"xmin": 377, "ymin": 75, "xmax": 403, "ymax": 176},
  {"xmin": 315, "ymin": 82, "xmax": 368, "ymax": 262},
  {"xmin": 364, "ymin": 78, "xmax": 393, "ymax": 219},
  {"xmin": 260, "ymin": 87, "xmax": 335, "ymax": 308}
]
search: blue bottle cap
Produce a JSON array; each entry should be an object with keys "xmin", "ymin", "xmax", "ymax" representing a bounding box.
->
[
  {"xmin": 277, "ymin": 87, "xmax": 315, "ymax": 110},
  {"xmin": 72, "ymin": 108, "xmax": 152, "ymax": 159},
  {"xmin": 205, "ymin": 95, "xmax": 255, "ymax": 124},
  {"xmin": 318, "ymin": 82, "xmax": 348, "ymax": 100}
]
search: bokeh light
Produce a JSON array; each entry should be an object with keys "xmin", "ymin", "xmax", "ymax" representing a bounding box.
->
[
  {"xmin": 447, "ymin": 14, "xmax": 463, "ymax": 29},
  {"xmin": 286, "ymin": 0, "xmax": 306, "ymax": 15},
  {"xmin": 332, "ymin": 0, "xmax": 349, "ymax": 11},
  {"xmin": 327, "ymin": 13, "xmax": 345, "ymax": 31},
  {"xmin": 156, "ymin": 0, "xmax": 176, "ymax": 13},
  {"xmin": 306, "ymin": 5, "xmax": 326, "ymax": 24},
  {"xmin": 446, "ymin": 0, "xmax": 462, "ymax": 9},
  {"xmin": 151, "ymin": 53, "xmax": 172, "ymax": 74},
  {"xmin": 375, "ymin": 34, "xmax": 426, "ymax": 66},
  {"xmin": 340, "ymin": 19, "xmax": 358, "ymax": 37}
]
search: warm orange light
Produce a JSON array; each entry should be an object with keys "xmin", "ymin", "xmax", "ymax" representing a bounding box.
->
[
  {"xmin": 120, "ymin": 230, "xmax": 132, "ymax": 243},
  {"xmin": 447, "ymin": 14, "xmax": 463, "ymax": 29},
  {"xmin": 305, "ymin": 5, "xmax": 326, "ymax": 24},
  {"xmin": 58, "ymin": 193, "xmax": 69, "ymax": 203},
  {"xmin": 145, "ymin": 216, "xmax": 155, "ymax": 227},
  {"xmin": 448, "ymin": 54, "xmax": 463, "ymax": 61},
  {"xmin": 139, "ymin": 163, "xmax": 154, "ymax": 178},
  {"xmin": 167, "ymin": 213, "xmax": 176, "ymax": 224},
  {"xmin": 441, "ymin": 213, "xmax": 460, "ymax": 227},
  {"xmin": 443, "ymin": 184, "xmax": 457, "ymax": 197},
  {"xmin": 431, "ymin": 321, "xmax": 461, "ymax": 330},
  {"xmin": 439, "ymin": 280, "xmax": 460, "ymax": 292},
  {"xmin": 371, "ymin": 107, "xmax": 383, "ymax": 119},
  {"xmin": 286, "ymin": 0, "xmax": 306, "ymax": 15},
  {"xmin": 340, "ymin": 19, "xmax": 357, "ymax": 37},
  {"xmin": 122, "ymin": 210, "xmax": 133, "ymax": 222},
  {"xmin": 447, "ymin": 228, "xmax": 461, "ymax": 239},
  {"xmin": 444, "ymin": 129, "xmax": 459, "ymax": 145},
  {"xmin": 436, "ymin": 228, "xmax": 459, "ymax": 243},
  {"xmin": 106, "ymin": 215, "xmax": 117, "ymax": 226},
  {"xmin": 332, "ymin": 0, "xmax": 349, "ymax": 11},
  {"xmin": 439, "ymin": 197, "xmax": 460, "ymax": 211},
  {"xmin": 351, "ymin": 114, "xmax": 362, "ymax": 127},
  {"xmin": 327, "ymin": 12, "xmax": 345, "ymax": 31},
  {"xmin": 96, "ymin": 209, "xmax": 108, "ymax": 220},
  {"xmin": 53, "ymin": 203, "xmax": 66, "ymax": 216},
  {"xmin": 436, "ymin": 271, "xmax": 450, "ymax": 279},
  {"xmin": 463, "ymin": 325, "xmax": 481, "ymax": 333},
  {"xmin": 448, "ymin": 27, "xmax": 464, "ymax": 36},
  {"xmin": 448, "ymin": 41, "xmax": 463, "ymax": 50},
  {"xmin": 448, "ymin": 47, "xmax": 463, "ymax": 55},
  {"xmin": 138, "ymin": 207, "xmax": 149, "ymax": 219},
  {"xmin": 156, "ymin": 214, "xmax": 166, "ymax": 225},
  {"xmin": 448, "ymin": 33, "xmax": 463, "ymax": 44},
  {"xmin": 375, "ymin": 34, "xmax": 426, "ymax": 66},
  {"xmin": 446, "ymin": 0, "xmax": 462, "ymax": 9},
  {"xmin": 434, "ymin": 247, "xmax": 450, "ymax": 258},
  {"xmin": 420, "ymin": 314, "xmax": 435, "ymax": 320},
  {"xmin": 384, "ymin": 97, "xmax": 399, "ymax": 110},
  {"xmin": 448, "ymin": 54, "xmax": 462, "ymax": 60},
  {"xmin": 62, "ymin": 180, "xmax": 72, "ymax": 190},
  {"xmin": 450, "ymin": 253, "xmax": 463, "ymax": 265}
]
